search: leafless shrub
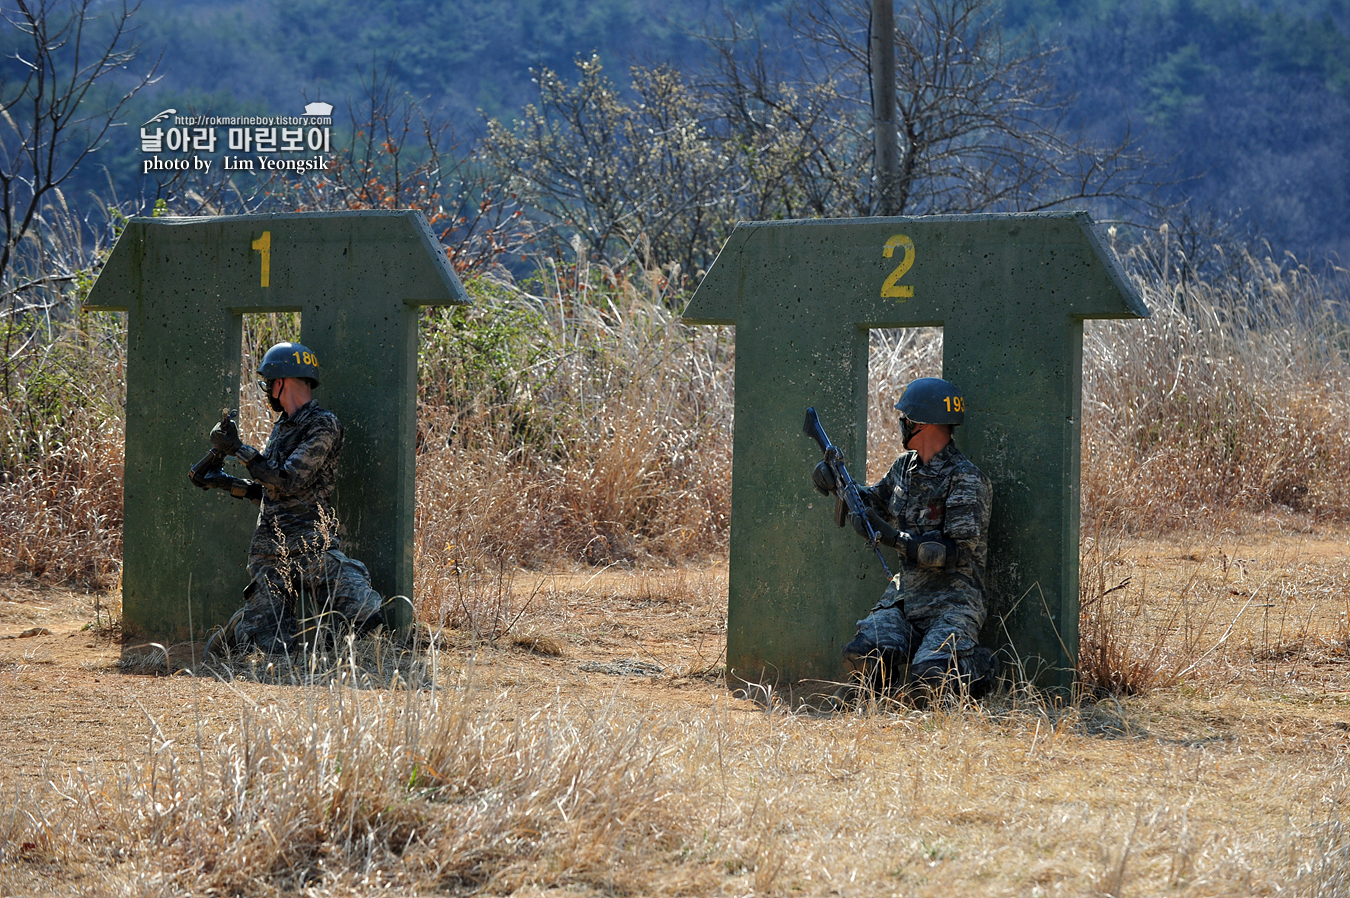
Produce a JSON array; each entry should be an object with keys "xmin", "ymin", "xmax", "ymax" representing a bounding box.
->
[
  {"xmin": 168, "ymin": 62, "xmax": 536, "ymax": 280},
  {"xmin": 485, "ymin": 1, "xmax": 1159, "ymax": 276},
  {"xmin": 285, "ymin": 69, "xmax": 535, "ymax": 279},
  {"xmin": 482, "ymin": 56, "xmax": 738, "ymax": 276},
  {"xmin": 703, "ymin": 0, "xmax": 1158, "ymax": 221},
  {"xmin": 0, "ymin": 0, "xmax": 158, "ymax": 288}
]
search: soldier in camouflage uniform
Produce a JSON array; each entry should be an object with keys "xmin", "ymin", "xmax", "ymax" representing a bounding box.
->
[
  {"xmin": 205, "ymin": 342, "xmax": 387, "ymax": 655},
  {"xmin": 813, "ymin": 377, "xmax": 995, "ymax": 696}
]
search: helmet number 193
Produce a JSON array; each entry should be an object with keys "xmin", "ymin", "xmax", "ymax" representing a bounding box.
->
[
  {"xmin": 944, "ymin": 395, "xmax": 964, "ymax": 413},
  {"xmin": 881, "ymin": 234, "xmax": 915, "ymax": 300},
  {"xmin": 251, "ymin": 231, "xmax": 271, "ymax": 288}
]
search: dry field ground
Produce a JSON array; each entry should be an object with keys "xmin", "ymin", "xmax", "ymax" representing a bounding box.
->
[{"xmin": 4, "ymin": 526, "xmax": 1350, "ymax": 896}]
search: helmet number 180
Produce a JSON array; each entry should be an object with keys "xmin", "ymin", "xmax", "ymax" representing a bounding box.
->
[
  {"xmin": 881, "ymin": 234, "xmax": 915, "ymax": 300},
  {"xmin": 292, "ymin": 350, "xmax": 316, "ymax": 366}
]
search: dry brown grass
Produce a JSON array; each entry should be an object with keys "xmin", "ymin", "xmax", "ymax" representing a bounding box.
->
[
  {"xmin": 1083, "ymin": 250, "xmax": 1350, "ymax": 533},
  {"xmin": 0, "ymin": 314, "xmax": 124, "ymax": 588},
  {"xmin": 2, "ymin": 675, "xmax": 691, "ymax": 894},
  {"xmin": 411, "ymin": 262, "xmax": 732, "ymax": 634},
  {"xmin": 1077, "ymin": 526, "xmax": 1350, "ymax": 700},
  {"xmin": 7, "ymin": 550, "xmax": 1350, "ymax": 897}
]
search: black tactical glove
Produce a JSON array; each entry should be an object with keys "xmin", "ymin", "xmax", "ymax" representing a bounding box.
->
[
  {"xmin": 849, "ymin": 507, "xmax": 901, "ymax": 547},
  {"xmin": 812, "ymin": 460, "xmax": 838, "ymax": 495},
  {"xmin": 199, "ymin": 470, "xmax": 261, "ymax": 503},
  {"xmin": 210, "ymin": 417, "xmax": 243, "ymax": 456},
  {"xmin": 896, "ymin": 530, "xmax": 960, "ymax": 569},
  {"xmin": 855, "ymin": 484, "xmax": 884, "ymax": 514}
]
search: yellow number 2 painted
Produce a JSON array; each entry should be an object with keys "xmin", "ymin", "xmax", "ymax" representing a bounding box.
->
[
  {"xmin": 881, "ymin": 234, "xmax": 915, "ymax": 299},
  {"xmin": 252, "ymin": 231, "xmax": 271, "ymax": 288}
]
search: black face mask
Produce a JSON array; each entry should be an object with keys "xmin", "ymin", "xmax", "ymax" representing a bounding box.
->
[
  {"xmin": 900, "ymin": 416, "xmax": 924, "ymax": 448},
  {"xmin": 260, "ymin": 379, "xmax": 283, "ymax": 413}
]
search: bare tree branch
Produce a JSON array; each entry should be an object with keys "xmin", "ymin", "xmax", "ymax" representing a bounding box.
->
[
  {"xmin": 0, "ymin": 0, "xmax": 158, "ymax": 286},
  {"xmin": 705, "ymin": 0, "xmax": 1162, "ymax": 221},
  {"xmin": 251, "ymin": 61, "xmax": 533, "ymax": 279},
  {"xmin": 0, "ymin": 0, "xmax": 157, "ymax": 403}
]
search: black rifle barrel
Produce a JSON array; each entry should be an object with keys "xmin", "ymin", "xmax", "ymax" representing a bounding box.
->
[{"xmin": 803, "ymin": 407, "xmax": 893, "ymax": 577}]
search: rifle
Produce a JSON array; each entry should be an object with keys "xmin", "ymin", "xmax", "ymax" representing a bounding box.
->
[
  {"xmin": 188, "ymin": 409, "xmax": 261, "ymax": 502},
  {"xmin": 803, "ymin": 407, "xmax": 893, "ymax": 577}
]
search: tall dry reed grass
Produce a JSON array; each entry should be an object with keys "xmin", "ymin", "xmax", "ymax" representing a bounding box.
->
[
  {"xmin": 0, "ymin": 196, "xmax": 125, "ymax": 588},
  {"xmin": 866, "ymin": 326, "xmax": 944, "ymax": 476},
  {"xmin": 5, "ymin": 229, "xmax": 1346, "ymax": 589},
  {"xmin": 411, "ymin": 260, "xmax": 733, "ymax": 633},
  {"xmin": 0, "ymin": 311, "xmax": 124, "ymax": 587},
  {"xmin": 1084, "ymin": 246, "xmax": 1350, "ymax": 532}
]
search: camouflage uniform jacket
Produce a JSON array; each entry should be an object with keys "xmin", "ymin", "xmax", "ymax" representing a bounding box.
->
[
  {"xmin": 868, "ymin": 441, "xmax": 992, "ymax": 626},
  {"xmin": 236, "ymin": 400, "xmax": 344, "ymax": 561}
]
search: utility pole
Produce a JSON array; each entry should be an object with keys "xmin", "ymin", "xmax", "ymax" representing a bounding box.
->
[{"xmin": 871, "ymin": 0, "xmax": 900, "ymax": 216}]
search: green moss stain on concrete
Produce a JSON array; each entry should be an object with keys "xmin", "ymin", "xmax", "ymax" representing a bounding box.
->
[
  {"xmin": 682, "ymin": 212, "xmax": 1146, "ymax": 694},
  {"xmin": 85, "ymin": 211, "xmax": 468, "ymax": 642}
]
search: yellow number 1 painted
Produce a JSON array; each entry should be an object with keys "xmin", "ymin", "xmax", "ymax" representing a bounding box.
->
[
  {"xmin": 252, "ymin": 231, "xmax": 271, "ymax": 288},
  {"xmin": 881, "ymin": 234, "xmax": 915, "ymax": 299}
]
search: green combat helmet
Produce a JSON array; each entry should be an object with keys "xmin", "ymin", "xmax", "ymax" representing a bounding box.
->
[
  {"xmin": 894, "ymin": 376, "xmax": 965, "ymax": 425},
  {"xmin": 258, "ymin": 341, "xmax": 321, "ymax": 385},
  {"xmin": 257, "ymin": 342, "xmax": 321, "ymax": 412}
]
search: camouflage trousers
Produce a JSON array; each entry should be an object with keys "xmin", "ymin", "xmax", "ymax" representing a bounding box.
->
[
  {"xmin": 842, "ymin": 580, "xmax": 995, "ymax": 692},
  {"xmin": 233, "ymin": 548, "xmax": 383, "ymax": 653}
]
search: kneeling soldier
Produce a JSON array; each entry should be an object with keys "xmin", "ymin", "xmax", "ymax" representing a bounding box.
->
[
  {"xmin": 813, "ymin": 377, "xmax": 995, "ymax": 698},
  {"xmin": 203, "ymin": 342, "xmax": 406, "ymax": 657}
]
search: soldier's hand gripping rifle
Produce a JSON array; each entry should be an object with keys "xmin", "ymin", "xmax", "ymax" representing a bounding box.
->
[
  {"xmin": 803, "ymin": 407, "xmax": 893, "ymax": 578},
  {"xmin": 188, "ymin": 409, "xmax": 262, "ymax": 504}
]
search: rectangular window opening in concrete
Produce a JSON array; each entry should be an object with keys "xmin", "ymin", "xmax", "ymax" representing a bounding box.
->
[
  {"xmin": 237, "ymin": 311, "xmax": 301, "ymax": 438},
  {"xmin": 866, "ymin": 326, "xmax": 942, "ymax": 481}
]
